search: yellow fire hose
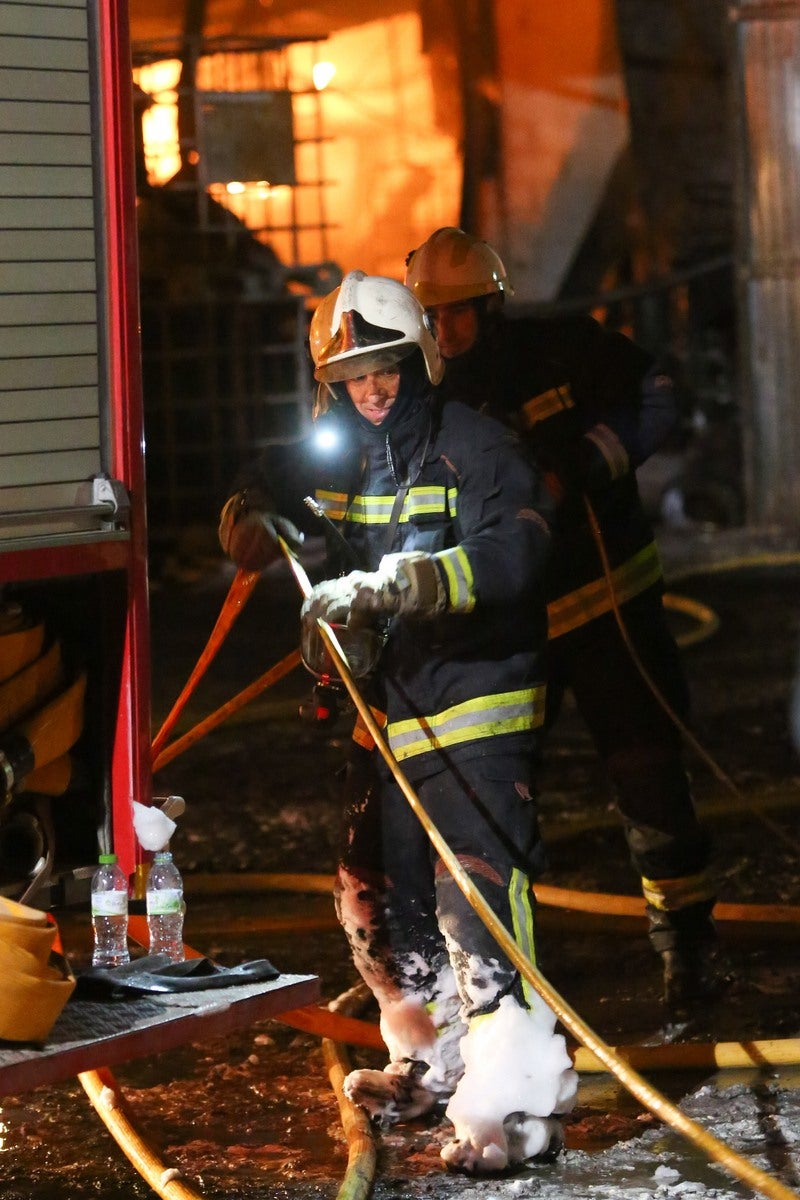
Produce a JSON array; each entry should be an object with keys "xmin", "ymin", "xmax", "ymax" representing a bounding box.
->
[
  {"xmin": 0, "ymin": 638, "xmax": 64, "ymax": 733},
  {"xmin": 287, "ymin": 1006, "xmax": 800, "ymax": 1075},
  {"xmin": 662, "ymin": 592, "xmax": 720, "ymax": 648},
  {"xmin": 79, "ymin": 1067, "xmax": 204, "ymax": 1200},
  {"xmin": 307, "ymin": 608, "xmax": 800, "ymax": 1200},
  {"xmin": 322, "ymin": 984, "xmax": 378, "ymax": 1200},
  {"xmin": 0, "ymin": 670, "xmax": 87, "ymax": 798},
  {"xmin": 0, "ymin": 617, "xmax": 45, "ymax": 684},
  {"xmin": 130, "ymin": 545, "xmax": 799, "ymax": 1197},
  {"xmin": 79, "ymin": 919, "xmax": 374, "ymax": 1200}
]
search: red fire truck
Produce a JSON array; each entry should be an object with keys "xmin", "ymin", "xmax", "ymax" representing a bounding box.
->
[
  {"xmin": 0, "ymin": 1, "xmax": 149, "ymax": 894},
  {"xmin": 0, "ymin": 0, "xmax": 318, "ymax": 1107}
]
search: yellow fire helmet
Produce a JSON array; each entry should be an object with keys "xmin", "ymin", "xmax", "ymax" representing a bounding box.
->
[
  {"xmin": 309, "ymin": 270, "xmax": 443, "ymax": 386},
  {"xmin": 404, "ymin": 226, "xmax": 513, "ymax": 308}
]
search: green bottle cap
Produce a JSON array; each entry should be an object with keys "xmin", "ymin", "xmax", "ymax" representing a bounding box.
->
[{"xmin": 99, "ymin": 853, "xmax": 118, "ymax": 864}]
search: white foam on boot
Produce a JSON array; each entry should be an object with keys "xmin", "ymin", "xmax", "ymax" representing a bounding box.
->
[{"xmin": 442, "ymin": 994, "xmax": 577, "ymax": 1174}]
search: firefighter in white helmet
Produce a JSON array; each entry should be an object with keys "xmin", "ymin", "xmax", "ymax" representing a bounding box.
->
[
  {"xmin": 220, "ymin": 270, "xmax": 577, "ymax": 1175},
  {"xmin": 405, "ymin": 227, "xmax": 728, "ymax": 1016}
]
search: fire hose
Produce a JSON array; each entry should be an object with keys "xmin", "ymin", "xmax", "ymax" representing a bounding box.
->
[
  {"xmin": 150, "ymin": 559, "xmax": 800, "ymax": 987},
  {"xmin": 150, "ymin": 568, "xmax": 262, "ymax": 762},
  {"xmin": 585, "ymin": 498, "xmax": 799, "ymax": 856},
  {"xmin": 140, "ymin": 552, "xmax": 800, "ymax": 1199},
  {"xmin": 275, "ymin": 535, "xmax": 799, "ymax": 1200}
]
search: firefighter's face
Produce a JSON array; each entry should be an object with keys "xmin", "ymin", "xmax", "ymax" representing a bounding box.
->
[
  {"xmin": 345, "ymin": 368, "xmax": 401, "ymax": 425},
  {"xmin": 425, "ymin": 300, "xmax": 479, "ymax": 359}
]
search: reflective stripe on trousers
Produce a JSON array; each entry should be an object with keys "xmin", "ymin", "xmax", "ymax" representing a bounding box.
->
[{"xmin": 387, "ymin": 687, "xmax": 545, "ymax": 763}]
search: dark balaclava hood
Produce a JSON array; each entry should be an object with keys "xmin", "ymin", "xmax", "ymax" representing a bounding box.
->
[{"xmin": 322, "ymin": 346, "xmax": 432, "ymax": 439}]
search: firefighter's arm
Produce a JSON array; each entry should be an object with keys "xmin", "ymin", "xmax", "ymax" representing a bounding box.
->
[
  {"xmin": 440, "ymin": 436, "xmax": 553, "ymax": 611},
  {"xmin": 347, "ymin": 554, "xmax": 447, "ymax": 621},
  {"xmin": 573, "ymin": 362, "xmax": 677, "ymax": 492},
  {"xmin": 563, "ymin": 330, "xmax": 679, "ymax": 494}
]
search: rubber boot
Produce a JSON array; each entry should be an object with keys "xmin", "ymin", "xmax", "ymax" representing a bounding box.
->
[
  {"xmin": 343, "ymin": 1058, "xmax": 445, "ymax": 1129},
  {"xmin": 646, "ymin": 900, "xmax": 731, "ymax": 1016}
]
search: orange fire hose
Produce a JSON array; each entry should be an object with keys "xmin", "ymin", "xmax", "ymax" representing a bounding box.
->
[
  {"xmin": 151, "ymin": 567, "xmax": 261, "ymax": 761},
  {"xmin": 275, "ymin": 1002, "xmax": 800, "ymax": 1075},
  {"xmin": 152, "ymin": 649, "xmax": 301, "ymax": 773},
  {"xmin": 183, "ymin": 870, "xmax": 800, "ymax": 930}
]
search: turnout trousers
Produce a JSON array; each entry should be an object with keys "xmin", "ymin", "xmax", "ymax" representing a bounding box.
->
[
  {"xmin": 545, "ymin": 584, "xmax": 716, "ymax": 947},
  {"xmin": 334, "ymin": 746, "xmax": 546, "ymax": 1091}
]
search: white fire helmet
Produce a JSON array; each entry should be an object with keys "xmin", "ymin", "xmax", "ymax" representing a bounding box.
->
[
  {"xmin": 309, "ymin": 270, "xmax": 443, "ymax": 386},
  {"xmin": 404, "ymin": 227, "xmax": 513, "ymax": 309}
]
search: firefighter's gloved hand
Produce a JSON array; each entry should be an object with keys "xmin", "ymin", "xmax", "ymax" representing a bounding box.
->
[
  {"xmin": 218, "ymin": 489, "xmax": 303, "ymax": 571},
  {"xmin": 301, "ymin": 573, "xmax": 376, "ymax": 630},
  {"xmin": 350, "ymin": 553, "xmax": 447, "ymax": 621},
  {"xmin": 301, "ymin": 574, "xmax": 385, "ymax": 680}
]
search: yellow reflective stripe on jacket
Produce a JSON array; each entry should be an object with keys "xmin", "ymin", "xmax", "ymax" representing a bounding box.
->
[
  {"xmin": 315, "ymin": 485, "xmax": 452, "ymax": 525},
  {"xmin": 387, "ymin": 687, "xmax": 545, "ymax": 762},
  {"xmin": 584, "ymin": 423, "xmax": 629, "ymax": 480},
  {"xmin": 509, "ymin": 866, "xmax": 538, "ymax": 1005},
  {"xmin": 520, "ymin": 383, "xmax": 575, "ymax": 430},
  {"xmin": 435, "ymin": 546, "xmax": 475, "ymax": 613},
  {"xmin": 351, "ymin": 705, "xmax": 387, "ymax": 751},
  {"xmin": 641, "ymin": 870, "xmax": 717, "ymax": 912},
  {"xmin": 547, "ymin": 540, "xmax": 663, "ymax": 639}
]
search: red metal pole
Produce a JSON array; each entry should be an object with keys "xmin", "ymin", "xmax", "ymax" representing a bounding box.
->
[{"xmin": 95, "ymin": 0, "xmax": 151, "ymax": 878}]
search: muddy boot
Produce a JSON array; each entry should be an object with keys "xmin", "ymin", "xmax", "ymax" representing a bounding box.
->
[
  {"xmin": 343, "ymin": 1059, "xmax": 444, "ymax": 1129},
  {"xmin": 647, "ymin": 901, "xmax": 731, "ymax": 1016},
  {"xmin": 505, "ymin": 1111, "xmax": 565, "ymax": 1166},
  {"xmin": 441, "ymin": 1113, "xmax": 565, "ymax": 1175}
]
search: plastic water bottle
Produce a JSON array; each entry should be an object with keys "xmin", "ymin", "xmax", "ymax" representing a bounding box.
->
[
  {"xmin": 146, "ymin": 850, "xmax": 185, "ymax": 962},
  {"xmin": 91, "ymin": 853, "xmax": 130, "ymax": 968}
]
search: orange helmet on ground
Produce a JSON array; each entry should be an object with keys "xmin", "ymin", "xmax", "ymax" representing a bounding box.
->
[{"xmin": 404, "ymin": 227, "xmax": 513, "ymax": 308}]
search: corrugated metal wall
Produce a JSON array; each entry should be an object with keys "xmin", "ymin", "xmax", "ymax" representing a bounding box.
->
[
  {"xmin": 0, "ymin": 0, "xmax": 110, "ymax": 542},
  {"xmin": 730, "ymin": 1, "xmax": 800, "ymax": 528}
]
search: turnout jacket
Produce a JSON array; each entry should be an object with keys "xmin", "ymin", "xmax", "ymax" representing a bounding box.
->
[
  {"xmin": 440, "ymin": 313, "xmax": 677, "ymax": 639},
  {"xmin": 239, "ymin": 384, "xmax": 554, "ymax": 781}
]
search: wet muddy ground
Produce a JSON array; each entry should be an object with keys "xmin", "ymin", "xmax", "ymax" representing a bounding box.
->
[{"xmin": 1, "ymin": 528, "xmax": 799, "ymax": 1199}]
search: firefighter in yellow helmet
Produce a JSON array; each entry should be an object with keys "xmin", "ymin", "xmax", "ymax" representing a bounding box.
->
[
  {"xmin": 220, "ymin": 271, "xmax": 577, "ymax": 1174},
  {"xmin": 406, "ymin": 227, "xmax": 728, "ymax": 1016}
]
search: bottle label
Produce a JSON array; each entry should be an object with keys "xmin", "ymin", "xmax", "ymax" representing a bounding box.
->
[
  {"xmin": 147, "ymin": 888, "xmax": 182, "ymax": 915},
  {"xmin": 92, "ymin": 892, "xmax": 128, "ymax": 916}
]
